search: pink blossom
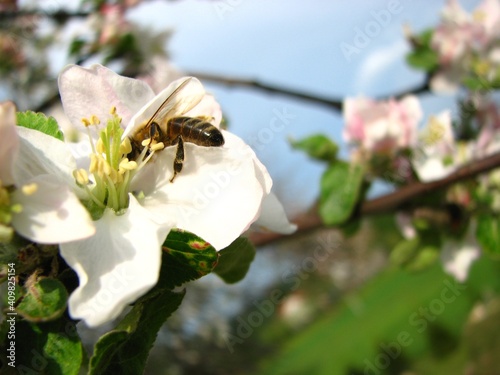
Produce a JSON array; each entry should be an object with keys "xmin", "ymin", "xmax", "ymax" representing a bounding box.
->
[
  {"xmin": 343, "ymin": 96, "xmax": 422, "ymax": 156},
  {"xmin": 98, "ymin": 4, "xmax": 129, "ymax": 46},
  {"xmin": 432, "ymin": 0, "xmax": 500, "ymax": 64}
]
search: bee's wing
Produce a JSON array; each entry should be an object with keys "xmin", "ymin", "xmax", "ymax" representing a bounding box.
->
[{"xmin": 144, "ymin": 77, "xmax": 205, "ymax": 128}]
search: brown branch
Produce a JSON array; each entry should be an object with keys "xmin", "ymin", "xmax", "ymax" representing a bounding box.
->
[
  {"xmin": 187, "ymin": 71, "xmax": 431, "ymax": 113},
  {"xmin": 249, "ymin": 151, "xmax": 500, "ymax": 247}
]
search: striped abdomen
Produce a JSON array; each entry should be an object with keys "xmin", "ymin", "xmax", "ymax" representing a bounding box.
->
[{"xmin": 166, "ymin": 116, "xmax": 224, "ymax": 147}]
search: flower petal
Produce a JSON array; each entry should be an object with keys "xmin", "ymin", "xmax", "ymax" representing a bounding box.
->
[
  {"xmin": 60, "ymin": 196, "xmax": 174, "ymax": 327},
  {"xmin": 14, "ymin": 127, "xmax": 83, "ymax": 196},
  {"xmin": 11, "ymin": 174, "xmax": 95, "ymax": 243},
  {"xmin": 140, "ymin": 133, "xmax": 266, "ymax": 250},
  {"xmin": 59, "ymin": 64, "xmax": 155, "ymax": 134},
  {"xmin": 0, "ymin": 101, "xmax": 18, "ymax": 185},
  {"xmin": 252, "ymin": 192, "xmax": 297, "ymax": 234}
]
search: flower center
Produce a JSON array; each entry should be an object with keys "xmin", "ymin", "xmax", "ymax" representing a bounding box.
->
[{"xmin": 75, "ymin": 108, "xmax": 162, "ymax": 217}]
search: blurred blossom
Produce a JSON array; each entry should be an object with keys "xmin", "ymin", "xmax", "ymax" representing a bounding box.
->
[
  {"xmin": 343, "ymin": 95, "xmax": 422, "ymax": 158},
  {"xmin": 395, "ymin": 212, "xmax": 417, "ymax": 240},
  {"xmin": 0, "ymin": 33, "xmax": 25, "ymax": 72},
  {"xmin": 476, "ymin": 99, "xmax": 500, "ymax": 157},
  {"xmin": 98, "ymin": 4, "xmax": 130, "ymax": 46},
  {"xmin": 431, "ymin": 0, "xmax": 500, "ymax": 92},
  {"xmin": 441, "ymin": 221, "xmax": 481, "ymax": 282},
  {"xmin": 412, "ymin": 111, "xmax": 473, "ymax": 182},
  {"xmin": 137, "ymin": 58, "xmax": 184, "ymax": 94}
]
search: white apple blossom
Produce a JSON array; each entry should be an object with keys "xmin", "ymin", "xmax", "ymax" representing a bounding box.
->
[
  {"xmin": 0, "ymin": 101, "xmax": 95, "ymax": 243},
  {"xmin": 55, "ymin": 64, "xmax": 295, "ymax": 327}
]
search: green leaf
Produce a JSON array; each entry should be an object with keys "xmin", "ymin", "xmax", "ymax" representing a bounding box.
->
[
  {"xmin": 89, "ymin": 289, "xmax": 185, "ymax": 375},
  {"xmin": 16, "ymin": 111, "xmax": 64, "ymax": 141},
  {"xmin": 390, "ymin": 237, "xmax": 420, "ymax": 267},
  {"xmin": 319, "ymin": 161, "xmax": 364, "ymax": 225},
  {"xmin": 406, "ymin": 246, "xmax": 440, "ymax": 272},
  {"xmin": 214, "ymin": 237, "xmax": 256, "ymax": 284},
  {"xmin": 391, "ymin": 237, "xmax": 440, "ymax": 272},
  {"xmin": 17, "ymin": 278, "xmax": 68, "ymax": 322},
  {"xmin": 462, "ymin": 75, "xmax": 492, "ymax": 91},
  {"xmin": 10, "ymin": 317, "xmax": 83, "ymax": 375},
  {"xmin": 406, "ymin": 29, "xmax": 439, "ymax": 72},
  {"xmin": 290, "ymin": 134, "xmax": 338, "ymax": 162},
  {"xmin": 406, "ymin": 48, "xmax": 439, "ymax": 71},
  {"xmin": 159, "ymin": 229, "xmax": 219, "ymax": 289},
  {"xmin": 69, "ymin": 38, "xmax": 86, "ymax": 56},
  {"xmin": 476, "ymin": 215, "xmax": 500, "ymax": 256}
]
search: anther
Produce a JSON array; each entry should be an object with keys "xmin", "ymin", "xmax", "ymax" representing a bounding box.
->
[{"xmin": 22, "ymin": 183, "xmax": 38, "ymax": 196}]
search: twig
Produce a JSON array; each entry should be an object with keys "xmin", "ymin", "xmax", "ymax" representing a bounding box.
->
[
  {"xmin": 187, "ymin": 71, "xmax": 431, "ymax": 113},
  {"xmin": 249, "ymin": 151, "xmax": 500, "ymax": 246}
]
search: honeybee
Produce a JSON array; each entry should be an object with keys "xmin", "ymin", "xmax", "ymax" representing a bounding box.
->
[{"xmin": 128, "ymin": 78, "xmax": 225, "ymax": 182}]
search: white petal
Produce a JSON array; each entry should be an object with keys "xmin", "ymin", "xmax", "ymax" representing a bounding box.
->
[
  {"xmin": 0, "ymin": 101, "xmax": 18, "ymax": 185},
  {"xmin": 60, "ymin": 196, "xmax": 174, "ymax": 327},
  {"xmin": 141, "ymin": 134, "xmax": 266, "ymax": 250},
  {"xmin": 412, "ymin": 156, "xmax": 456, "ymax": 182},
  {"xmin": 252, "ymin": 192, "xmax": 297, "ymax": 234},
  {"xmin": 395, "ymin": 212, "xmax": 417, "ymax": 240},
  {"xmin": 58, "ymin": 64, "xmax": 155, "ymax": 134},
  {"xmin": 11, "ymin": 174, "xmax": 95, "ymax": 243},
  {"xmin": 14, "ymin": 127, "xmax": 79, "ymax": 190},
  {"xmin": 441, "ymin": 241, "xmax": 481, "ymax": 282}
]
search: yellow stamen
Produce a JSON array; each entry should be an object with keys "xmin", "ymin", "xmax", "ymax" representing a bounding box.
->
[
  {"xmin": 120, "ymin": 137, "xmax": 132, "ymax": 155},
  {"xmin": 150, "ymin": 142, "xmax": 164, "ymax": 151},
  {"xmin": 90, "ymin": 114, "xmax": 100, "ymax": 125},
  {"xmin": 89, "ymin": 154, "xmax": 98, "ymax": 173},
  {"xmin": 96, "ymin": 138, "xmax": 106, "ymax": 154},
  {"xmin": 73, "ymin": 169, "xmax": 90, "ymax": 185},
  {"xmin": 119, "ymin": 159, "xmax": 137, "ymax": 172}
]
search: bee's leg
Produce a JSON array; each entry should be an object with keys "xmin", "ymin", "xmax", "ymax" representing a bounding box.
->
[{"xmin": 170, "ymin": 136, "xmax": 184, "ymax": 183}]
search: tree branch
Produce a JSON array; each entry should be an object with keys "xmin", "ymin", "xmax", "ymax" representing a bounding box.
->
[
  {"xmin": 187, "ymin": 71, "xmax": 431, "ymax": 113},
  {"xmin": 249, "ymin": 151, "xmax": 500, "ymax": 247}
]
